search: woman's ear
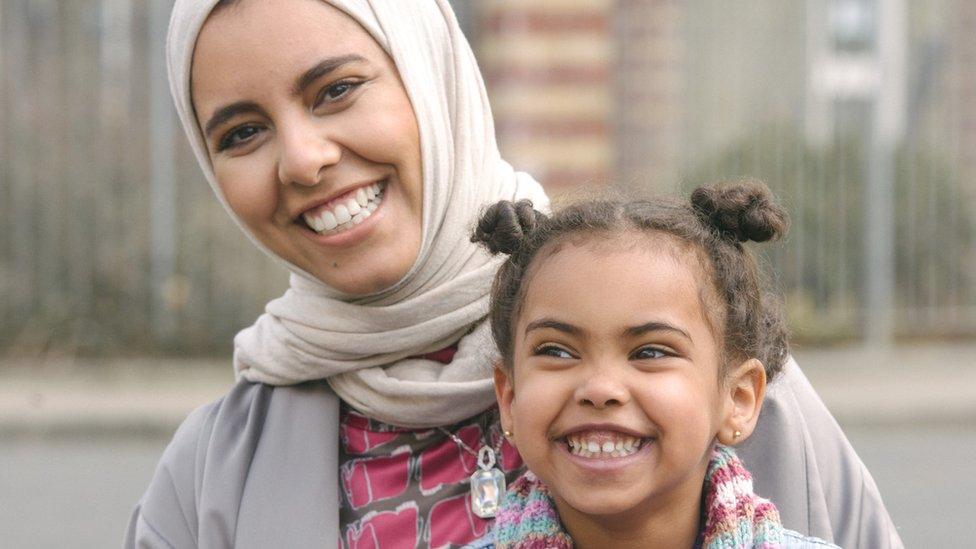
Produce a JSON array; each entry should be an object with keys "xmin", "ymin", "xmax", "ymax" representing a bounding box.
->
[
  {"xmin": 717, "ymin": 358, "xmax": 766, "ymax": 445},
  {"xmin": 493, "ymin": 365, "xmax": 516, "ymax": 444}
]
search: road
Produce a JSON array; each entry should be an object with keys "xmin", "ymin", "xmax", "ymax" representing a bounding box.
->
[{"xmin": 1, "ymin": 423, "xmax": 973, "ymax": 548}]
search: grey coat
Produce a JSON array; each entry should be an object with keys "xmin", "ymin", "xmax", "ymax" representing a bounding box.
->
[{"xmin": 125, "ymin": 358, "xmax": 904, "ymax": 548}]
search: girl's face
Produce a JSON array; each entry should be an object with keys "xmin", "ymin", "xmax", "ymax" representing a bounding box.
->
[
  {"xmin": 495, "ymin": 235, "xmax": 763, "ymax": 524},
  {"xmin": 191, "ymin": 0, "xmax": 423, "ymax": 295}
]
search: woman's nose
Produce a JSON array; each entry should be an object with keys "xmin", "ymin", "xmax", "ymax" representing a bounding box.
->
[
  {"xmin": 575, "ymin": 368, "xmax": 630, "ymax": 409},
  {"xmin": 276, "ymin": 119, "xmax": 342, "ymax": 187}
]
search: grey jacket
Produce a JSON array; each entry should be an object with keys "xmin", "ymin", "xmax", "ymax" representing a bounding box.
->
[{"xmin": 125, "ymin": 358, "xmax": 903, "ymax": 548}]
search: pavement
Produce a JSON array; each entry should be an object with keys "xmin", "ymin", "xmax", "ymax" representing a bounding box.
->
[{"xmin": 1, "ymin": 342, "xmax": 974, "ymax": 438}]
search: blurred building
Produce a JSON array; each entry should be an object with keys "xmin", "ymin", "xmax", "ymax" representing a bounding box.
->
[
  {"xmin": 1, "ymin": 0, "xmax": 974, "ymax": 355},
  {"xmin": 475, "ymin": 0, "xmax": 976, "ymax": 341}
]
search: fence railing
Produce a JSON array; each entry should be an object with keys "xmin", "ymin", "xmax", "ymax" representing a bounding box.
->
[{"xmin": 1, "ymin": 0, "xmax": 973, "ymax": 356}]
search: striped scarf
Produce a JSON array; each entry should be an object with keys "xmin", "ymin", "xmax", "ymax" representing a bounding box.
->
[{"xmin": 493, "ymin": 445, "xmax": 787, "ymax": 549}]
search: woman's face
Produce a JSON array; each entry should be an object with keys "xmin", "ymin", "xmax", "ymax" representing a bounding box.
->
[{"xmin": 191, "ymin": 0, "xmax": 423, "ymax": 295}]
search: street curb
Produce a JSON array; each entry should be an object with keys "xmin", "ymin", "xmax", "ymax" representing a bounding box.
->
[{"xmin": 2, "ymin": 344, "xmax": 974, "ymax": 438}]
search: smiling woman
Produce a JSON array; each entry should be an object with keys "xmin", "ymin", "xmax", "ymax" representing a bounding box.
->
[
  {"xmin": 127, "ymin": 0, "xmax": 549, "ymax": 547},
  {"xmin": 191, "ymin": 0, "xmax": 423, "ymax": 294}
]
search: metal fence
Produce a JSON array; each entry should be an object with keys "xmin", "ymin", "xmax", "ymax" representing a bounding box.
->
[
  {"xmin": 1, "ymin": 0, "xmax": 973, "ymax": 356},
  {"xmin": 1, "ymin": 0, "xmax": 287, "ymax": 356},
  {"xmin": 671, "ymin": 0, "xmax": 976, "ymax": 342}
]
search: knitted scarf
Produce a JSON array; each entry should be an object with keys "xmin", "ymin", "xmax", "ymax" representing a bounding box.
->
[{"xmin": 493, "ymin": 445, "xmax": 786, "ymax": 549}]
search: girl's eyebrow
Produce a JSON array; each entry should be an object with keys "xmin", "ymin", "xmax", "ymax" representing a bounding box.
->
[
  {"xmin": 624, "ymin": 321, "xmax": 692, "ymax": 342},
  {"xmin": 524, "ymin": 318, "xmax": 581, "ymax": 337}
]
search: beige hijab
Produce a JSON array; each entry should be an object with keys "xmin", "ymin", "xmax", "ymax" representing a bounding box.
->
[{"xmin": 167, "ymin": 0, "xmax": 548, "ymax": 427}]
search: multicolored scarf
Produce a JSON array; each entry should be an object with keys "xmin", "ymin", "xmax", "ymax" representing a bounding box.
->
[{"xmin": 492, "ymin": 445, "xmax": 788, "ymax": 549}]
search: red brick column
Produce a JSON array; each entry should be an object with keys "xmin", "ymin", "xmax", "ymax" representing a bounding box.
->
[
  {"xmin": 613, "ymin": 0, "xmax": 685, "ymax": 193},
  {"xmin": 477, "ymin": 0, "xmax": 614, "ymax": 192}
]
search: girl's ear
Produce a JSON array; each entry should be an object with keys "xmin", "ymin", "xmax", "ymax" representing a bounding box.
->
[
  {"xmin": 493, "ymin": 365, "xmax": 516, "ymax": 445},
  {"xmin": 717, "ymin": 358, "xmax": 766, "ymax": 446}
]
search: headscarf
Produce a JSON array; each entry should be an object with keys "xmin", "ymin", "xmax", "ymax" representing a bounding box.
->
[{"xmin": 166, "ymin": 0, "xmax": 548, "ymax": 427}]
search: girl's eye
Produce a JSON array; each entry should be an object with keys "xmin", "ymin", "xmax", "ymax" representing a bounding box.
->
[
  {"xmin": 217, "ymin": 124, "xmax": 262, "ymax": 152},
  {"xmin": 631, "ymin": 346, "xmax": 669, "ymax": 360},
  {"xmin": 534, "ymin": 345, "xmax": 575, "ymax": 359},
  {"xmin": 315, "ymin": 80, "xmax": 361, "ymax": 107}
]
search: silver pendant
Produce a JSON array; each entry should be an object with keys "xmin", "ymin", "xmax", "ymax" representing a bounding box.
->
[{"xmin": 469, "ymin": 446, "xmax": 506, "ymax": 518}]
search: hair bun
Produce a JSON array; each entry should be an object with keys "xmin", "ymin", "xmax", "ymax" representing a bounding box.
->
[
  {"xmin": 471, "ymin": 199, "xmax": 546, "ymax": 255},
  {"xmin": 691, "ymin": 180, "xmax": 787, "ymax": 243}
]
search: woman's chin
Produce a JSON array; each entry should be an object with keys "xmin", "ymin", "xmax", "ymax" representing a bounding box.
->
[
  {"xmin": 289, "ymin": 205, "xmax": 423, "ymax": 295},
  {"xmin": 305, "ymin": 257, "xmax": 412, "ymax": 296}
]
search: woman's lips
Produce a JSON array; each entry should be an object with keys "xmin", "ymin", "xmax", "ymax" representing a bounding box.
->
[{"xmin": 300, "ymin": 181, "xmax": 386, "ymax": 235}]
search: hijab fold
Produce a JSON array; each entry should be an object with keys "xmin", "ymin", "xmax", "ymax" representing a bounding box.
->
[{"xmin": 167, "ymin": 0, "xmax": 548, "ymax": 427}]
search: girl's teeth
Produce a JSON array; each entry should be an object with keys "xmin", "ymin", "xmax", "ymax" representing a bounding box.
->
[
  {"xmin": 356, "ymin": 188, "xmax": 369, "ymax": 206},
  {"xmin": 346, "ymin": 198, "xmax": 361, "ymax": 215},
  {"xmin": 566, "ymin": 434, "xmax": 645, "ymax": 459}
]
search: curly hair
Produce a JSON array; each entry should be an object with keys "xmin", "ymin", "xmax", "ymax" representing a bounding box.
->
[{"xmin": 471, "ymin": 180, "xmax": 790, "ymax": 380}]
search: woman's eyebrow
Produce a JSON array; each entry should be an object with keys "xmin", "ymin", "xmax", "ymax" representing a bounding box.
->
[
  {"xmin": 204, "ymin": 101, "xmax": 267, "ymax": 138},
  {"xmin": 623, "ymin": 321, "xmax": 692, "ymax": 342},
  {"xmin": 292, "ymin": 54, "xmax": 367, "ymax": 95},
  {"xmin": 202, "ymin": 54, "xmax": 368, "ymax": 139}
]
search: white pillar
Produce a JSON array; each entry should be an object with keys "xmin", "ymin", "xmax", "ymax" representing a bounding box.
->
[{"xmin": 864, "ymin": 0, "xmax": 906, "ymax": 345}]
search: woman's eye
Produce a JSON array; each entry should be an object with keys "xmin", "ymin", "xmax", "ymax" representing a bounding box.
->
[
  {"xmin": 315, "ymin": 80, "xmax": 360, "ymax": 107},
  {"xmin": 632, "ymin": 346, "xmax": 668, "ymax": 360},
  {"xmin": 217, "ymin": 124, "xmax": 262, "ymax": 151},
  {"xmin": 534, "ymin": 345, "xmax": 574, "ymax": 359}
]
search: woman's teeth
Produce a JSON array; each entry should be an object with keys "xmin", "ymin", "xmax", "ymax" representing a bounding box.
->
[
  {"xmin": 565, "ymin": 433, "xmax": 646, "ymax": 459},
  {"xmin": 302, "ymin": 182, "xmax": 385, "ymax": 235}
]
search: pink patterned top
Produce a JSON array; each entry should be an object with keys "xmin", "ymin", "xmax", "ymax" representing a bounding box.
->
[{"xmin": 337, "ymin": 347, "xmax": 524, "ymax": 549}]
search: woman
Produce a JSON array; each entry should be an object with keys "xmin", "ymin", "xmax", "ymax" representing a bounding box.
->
[{"xmin": 127, "ymin": 0, "xmax": 902, "ymax": 547}]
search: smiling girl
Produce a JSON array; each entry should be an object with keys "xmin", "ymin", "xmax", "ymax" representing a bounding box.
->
[{"xmin": 470, "ymin": 183, "xmax": 838, "ymax": 548}]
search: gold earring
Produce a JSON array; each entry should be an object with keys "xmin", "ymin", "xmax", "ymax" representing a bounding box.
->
[
  {"xmin": 503, "ymin": 430, "xmax": 513, "ymax": 438},
  {"xmin": 733, "ymin": 430, "xmax": 742, "ymax": 440}
]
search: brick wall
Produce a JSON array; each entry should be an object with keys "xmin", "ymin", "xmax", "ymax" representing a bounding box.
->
[
  {"xmin": 614, "ymin": 0, "xmax": 685, "ymax": 193},
  {"xmin": 477, "ymin": 0, "xmax": 614, "ymax": 191}
]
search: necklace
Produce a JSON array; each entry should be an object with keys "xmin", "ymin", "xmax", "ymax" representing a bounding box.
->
[{"xmin": 438, "ymin": 423, "xmax": 507, "ymax": 519}]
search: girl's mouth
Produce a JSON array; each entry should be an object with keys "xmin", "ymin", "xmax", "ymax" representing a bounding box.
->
[
  {"xmin": 561, "ymin": 431, "xmax": 654, "ymax": 459},
  {"xmin": 299, "ymin": 181, "xmax": 387, "ymax": 236}
]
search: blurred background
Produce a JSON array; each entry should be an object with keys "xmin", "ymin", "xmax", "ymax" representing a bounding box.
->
[{"xmin": 1, "ymin": 0, "xmax": 974, "ymax": 547}]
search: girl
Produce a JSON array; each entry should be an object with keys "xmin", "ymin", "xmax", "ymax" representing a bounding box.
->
[
  {"xmin": 129, "ymin": 0, "xmax": 899, "ymax": 547},
  {"xmin": 469, "ymin": 183, "xmax": 837, "ymax": 548}
]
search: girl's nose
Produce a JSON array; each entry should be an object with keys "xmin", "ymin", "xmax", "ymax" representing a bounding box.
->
[
  {"xmin": 276, "ymin": 119, "xmax": 342, "ymax": 187},
  {"xmin": 575, "ymin": 369, "xmax": 630, "ymax": 409}
]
